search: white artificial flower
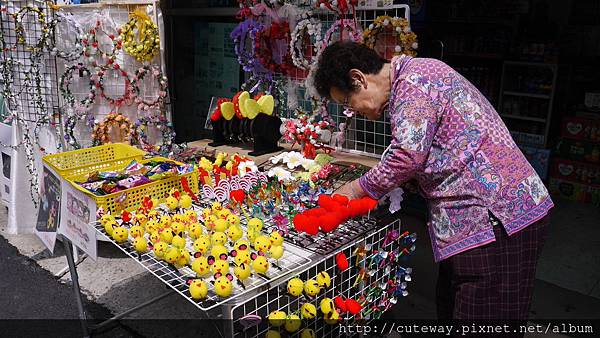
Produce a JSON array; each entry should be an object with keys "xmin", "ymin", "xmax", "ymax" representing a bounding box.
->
[
  {"xmin": 268, "ymin": 167, "xmax": 295, "ymax": 182},
  {"xmin": 270, "ymin": 153, "xmax": 286, "ymax": 164},
  {"xmin": 383, "ymin": 19, "xmax": 390, "ymax": 26},
  {"xmin": 403, "ymin": 26, "xmax": 411, "ymax": 33},
  {"xmin": 396, "ymin": 26, "xmax": 402, "ymax": 33},
  {"xmin": 301, "ymin": 158, "xmax": 315, "ymax": 170},
  {"xmin": 412, "ymin": 42, "xmax": 419, "ymax": 49},
  {"xmin": 238, "ymin": 160, "xmax": 257, "ymax": 177},
  {"xmin": 283, "ymin": 151, "xmax": 304, "ymax": 169},
  {"xmin": 395, "ymin": 45, "xmax": 402, "ymax": 53}
]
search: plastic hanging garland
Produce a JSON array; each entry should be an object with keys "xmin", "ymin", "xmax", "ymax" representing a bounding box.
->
[{"xmin": 289, "ymin": 14, "xmax": 323, "ymax": 71}]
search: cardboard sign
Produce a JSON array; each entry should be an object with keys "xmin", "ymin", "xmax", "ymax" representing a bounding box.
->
[
  {"xmin": 34, "ymin": 165, "xmax": 62, "ymax": 252},
  {"xmin": 58, "ymin": 182, "xmax": 98, "ymax": 260}
]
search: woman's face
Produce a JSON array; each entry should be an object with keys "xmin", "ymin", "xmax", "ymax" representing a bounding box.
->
[{"xmin": 329, "ymin": 70, "xmax": 390, "ymax": 121}]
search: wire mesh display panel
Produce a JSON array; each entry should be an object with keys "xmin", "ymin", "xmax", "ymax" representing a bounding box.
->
[
  {"xmin": 277, "ymin": 4, "xmax": 411, "ymax": 158},
  {"xmin": 230, "ymin": 218, "xmax": 415, "ymax": 338},
  {"xmin": 56, "ymin": 1, "xmax": 168, "ymax": 149},
  {"xmin": 93, "ymin": 206, "xmax": 314, "ymax": 312}
]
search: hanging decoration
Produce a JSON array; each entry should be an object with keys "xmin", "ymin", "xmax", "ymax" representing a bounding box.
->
[
  {"xmin": 12, "ymin": 5, "xmax": 56, "ymax": 56},
  {"xmin": 92, "ymin": 112, "xmax": 137, "ymax": 145},
  {"xmin": 321, "ymin": 18, "xmax": 363, "ymax": 49},
  {"xmin": 130, "ymin": 64, "xmax": 168, "ymax": 112},
  {"xmin": 63, "ymin": 113, "xmax": 87, "ymax": 149},
  {"xmin": 289, "ymin": 13, "xmax": 322, "ymax": 71},
  {"xmin": 362, "ymin": 16, "xmax": 418, "ymax": 57},
  {"xmin": 94, "ymin": 63, "xmax": 133, "ymax": 107},
  {"xmin": 132, "ymin": 115, "xmax": 175, "ymax": 155},
  {"xmin": 0, "ymin": 57, "xmax": 25, "ymax": 109},
  {"xmin": 81, "ymin": 16, "xmax": 122, "ymax": 66},
  {"xmin": 49, "ymin": 11, "xmax": 83, "ymax": 61},
  {"xmin": 282, "ymin": 114, "xmax": 333, "ymax": 159},
  {"xmin": 120, "ymin": 8, "xmax": 160, "ymax": 63},
  {"xmin": 230, "ymin": 18, "xmax": 266, "ymax": 75},
  {"xmin": 59, "ymin": 63, "xmax": 96, "ymax": 114},
  {"xmin": 255, "ymin": 21, "xmax": 295, "ymax": 75}
]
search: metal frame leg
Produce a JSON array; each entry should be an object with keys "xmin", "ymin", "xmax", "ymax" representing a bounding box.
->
[{"xmin": 63, "ymin": 237, "xmax": 90, "ymax": 338}]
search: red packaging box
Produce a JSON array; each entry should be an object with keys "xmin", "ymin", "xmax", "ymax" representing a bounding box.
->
[
  {"xmin": 550, "ymin": 158, "xmax": 600, "ymax": 186},
  {"xmin": 561, "ymin": 116, "xmax": 600, "ymax": 142}
]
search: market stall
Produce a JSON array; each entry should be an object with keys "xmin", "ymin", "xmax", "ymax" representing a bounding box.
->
[{"xmin": 0, "ymin": 1, "xmax": 418, "ymax": 337}]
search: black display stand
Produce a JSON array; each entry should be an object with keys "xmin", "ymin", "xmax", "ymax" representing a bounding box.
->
[{"xmin": 209, "ymin": 114, "xmax": 283, "ymax": 156}]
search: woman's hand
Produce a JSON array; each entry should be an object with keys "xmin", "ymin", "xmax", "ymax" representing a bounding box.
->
[{"xmin": 335, "ymin": 179, "xmax": 366, "ymax": 200}]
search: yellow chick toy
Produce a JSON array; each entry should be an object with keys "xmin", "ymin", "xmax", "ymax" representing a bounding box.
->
[
  {"xmin": 191, "ymin": 256, "xmax": 211, "ymax": 277},
  {"xmin": 226, "ymin": 214, "xmax": 240, "ymax": 227},
  {"xmin": 316, "ymin": 271, "xmax": 331, "ymax": 288},
  {"xmin": 217, "ymin": 208, "xmax": 231, "ymax": 220},
  {"xmin": 211, "ymin": 232, "xmax": 228, "ymax": 246},
  {"xmin": 148, "ymin": 209, "xmax": 159, "ymax": 221},
  {"xmin": 179, "ymin": 194, "xmax": 193, "ymax": 209},
  {"xmin": 189, "ymin": 279, "xmax": 208, "ymax": 300},
  {"xmin": 233, "ymin": 249, "xmax": 251, "ymax": 266},
  {"xmin": 149, "ymin": 231, "xmax": 161, "ymax": 244},
  {"xmin": 193, "ymin": 235, "xmax": 211, "ymax": 255},
  {"xmin": 211, "ymin": 245, "xmax": 228, "ymax": 259},
  {"xmin": 269, "ymin": 231, "xmax": 284, "ymax": 246},
  {"xmin": 165, "ymin": 196, "xmax": 179, "ymax": 211},
  {"xmin": 304, "ymin": 279, "xmax": 320, "ymax": 297},
  {"xmin": 100, "ymin": 214, "xmax": 115, "ymax": 226},
  {"xmin": 287, "ymin": 278, "xmax": 304, "ymax": 297},
  {"xmin": 202, "ymin": 207, "xmax": 212, "ymax": 220},
  {"xmin": 188, "ymin": 222, "xmax": 203, "ymax": 239},
  {"xmin": 185, "ymin": 210, "xmax": 198, "ymax": 223},
  {"xmin": 172, "ymin": 214, "xmax": 186, "ymax": 224},
  {"xmin": 268, "ymin": 310, "xmax": 287, "ymax": 327},
  {"xmin": 210, "ymin": 257, "xmax": 230, "ymax": 275},
  {"xmin": 145, "ymin": 220, "xmax": 159, "ymax": 233},
  {"xmin": 177, "ymin": 249, "xmax": 190, "ymax": 266},
  {"xmin": 158, "ymin": 215, "xmax": 172, "ymax": 229},
  {"xmin": 284, "ymin": 314, "xmax": 301, "ymax": 333},
  {"xmin": 103, "ymin": 220, "xmax": 117, "ymax": 237},
  {"xmin": 204, "ymin": 214, "xmax": 218, "ymax": 231},
  {"xmin": 324, "ymin": 309, "xmax": 339, "ymax": 325},
  {"xmin": 112, "ymin": 227, "xmax": 129, "ymax": 243},
  {"xmin": 320, "ymin": 298, "xmax": 334, "ymax": 315},
  {"xmin": 246, "ymin": 229, "xmax": 258, "ymax": 243},
  {"xmin": 134, "ymin": 213, "xmax": 147, "ymax": 227},
  {"xmin": 252, "ymin": 255, "xmax": 270, "ymax": 274},
  {"xmin": 233, "ymin": 262, "xmax": 252, "ymax": 281},
  {"xmin": 172, "ymin": 235, "xmax": 186, "ymax": 249},
  {"xmin": 199, "ymin": 157, "xmax": 212, "ymax": 172},
  {"xmin": 171, "ymin": 222, "xmax": 185, "ymax": 236},
  {"xmin": 268, "ymin": 245, "xmax": 284, "ymax": 260},
  {"xmin": 165, "ymin": 247, "xmax": 180, "ymax": 264},
  {"xmin": 213, "ymin": 218, "xmax": 229, "ymax": 233},
  {"xmin": 130, "ymin": 225, "xmax": 144, "ymax": 238},
  {"xmin": 160, "ymin": 228, "xmax": 175, "ymax": 244},
  {"xmin": 300, "ymin": 329, "xmax": 316, "ymax": 338},
  {"xmin": 300, "ymin": 303, "xmax": 317, "ymax": 320},
  {"xmin": 132, "ymin": 236, "xmax": 148, "ymax": 253},
  {"xmin": 247, "ymin": 218, "xmax": 263, "ymax": 232},
  {"xmin": 227, "ymin": 225, "xmax": 243, "ymax": 242},
  {"xmin": 211, "ymin": 201, "xmax": 223, "ymax": 213},
  {"xmin": 265, "ymin": 330, "xmax": 281, "ymax": 338},
  {"xmin": 213, "ymin": 275, "xmax": 233, "ymax": 297},
  {"xmin": 234, "ymin": 239, "xmax": 250, "ymax": 251},
  {"xmin": 153, "ymin": 241, "xmax": 169, "ymax": 258},
  {"xmin": 254, "ymin": 235, "xmax": 271, "ymax": 253}
]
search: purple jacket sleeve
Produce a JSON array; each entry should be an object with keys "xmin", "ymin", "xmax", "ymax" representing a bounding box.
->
[{"xmin": 359, "ymin": 83, "xmax": 440, "ymax": 199}]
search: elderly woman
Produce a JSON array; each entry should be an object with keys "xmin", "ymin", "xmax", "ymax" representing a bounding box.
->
[{"xmin": 313, "ymin": 41, "xmax": 553, "ymax": 323}]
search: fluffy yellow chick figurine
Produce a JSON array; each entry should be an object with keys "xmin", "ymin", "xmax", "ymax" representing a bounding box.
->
[
  {"xmin": 213, "ymin": 275, "xmax": 233, "ymax": 297},
  {"xmin": 265, "ymin": 330, "xmax": 281, "ymax": 338},
  {"xmin": 171, "ymin": 222, "xmax": 185, "ymax": 236},
  {"xmin": 103, "ymin": 220, "xmax": 117, "ymax": 237},
  {"xmin": 233, "ymin": 249, "xmax": 251, "ymax": 266},
  {"xmin": 134, "ymin": 213, "xmax": 147, "ymax": 227},
  {"xmin": 172, "ymin": 235, "xmax": 186, "ymax": 249},
  {"xmin": 160, "ymin": 228, "xmax": 174, "ymax": 244},
  {"xmin": 149, "ymin": 231, "xmax": 161, "ymax": 244},
  {"xmin": 217, "ymin": 208, "xmax": 231, "ymax": 220},
  {"xmin": 316, "ymin": 271, "xmax": 331, "ymax": 288},
  {"xmin": 252, "ymin": 255, "xmax": 269, "ymax": 274},
  {"xmin": 130, "ymin": 225, "xmax": 144, "ymax": 238},
  {"xmin": 320, "ymin": 298, "xmax": 334, "ymax": 315},
  {"xmin": 177, "ymin": 249, "xmax": 190, "ymax": 266},
  {"xmin": 185, "ymin": 210, "xmax": 198, "ymax": 223},
  {"xmin": 158, "ymin": 215, "xmax": 172, "ymax": 229},
  {"xmin": 132, "ymin": 236, "xmax": 148, "ymax": 253},
  {"xmin": 148, "ymin": 209, "xmax": 159, "ymax": 221},
  {"xmin": 100, "ymin": 214, "xmax": 115, "ymax": 226},
  {"xmin": 284, "ymin": 314, "xmax": 301, "ymax": 333},
  {"xmin": 213, "ymin": 218, "xmax": 229, "ymax": 233},
  {"xmin": 199, "ymin": 157, "xmax": 212, "ymax": 172},
  {"xmin": 233, "ymin": 262, "xmax": 252, "ymax": 281},
  {"xmin": 287, "ymin": 278, "xmax": 304, "ymax": 297},
  {"xmin": 191, "ymin": 256, "xmax": 211, "ymax": 277},
  {"xmin": 204, "ymin": 215, "xmax": 218, "ymax": 231},
  {"xmin": 226, "ymin": 214, "xmax": 240, "ymax": 227},
  {"xmin": 188, "ymin": 222, "xmax": 203, "ymax": 239},
  {"xmin": 165, "ymin": 195, "xmax": 179, "ymax": 211},
  {"xmin": 300, "ymin": 329, "xmax": 316, "ymax": 338},
  {"xmin": 193, "ymin": 235, "xmax": 211, "ymax": 255},
  {"xmin": 303, "ymin": 279, "xmax": 320, "ymax": 297},
  {"xmin": 210, "ymin": 257, "xmax": 230, "ymax": 275},
  {"xmin": 234, "ymin": 239, "xmax": 250, "ymax": 251},
  {"xmin": 153, "ymin": 241, "xmax": 169, "ymax": 258},
  {"xmin": 211, "ymin": 232, "xmax": 227, "ymax": 246},
  {"xmin": 246, "ymin": 229, "xmax": 258, "ymax": 243},
  {"xmin": 145, "ymin": 220, "xmax": 159, "ymax": 233},
  {"xmin": 300, "ymin": 303, "xmax": 317, "ymax": 320},
  {"xmin": 247, "ymin": 218, "xmax": 263, "ymax": 232},
  {"xmin": 112, "ymin": 226, "xmax": 129, "ymax": 243},
  {"xmin": 179, "ymin": 194, "xmax": 193, "ymax": 209},
  {"xmin": 165, "ymin": 247, "xmax": 180, "ymax": 264},
  {"xmin": 172, "ymin": 214, "xmax": 186, "ymax": 223},
  {"xmin": 269, "ymin": 231, "xmax": 284, "ymax": 246},
  {"xmin": 189, "ymin": 279, "xmax": 208, "ymax": 300},
  {"xmin": 227, "ymin": 225, "xmax": 243, "ymax": 243},
  {"xmin": 324, "ymin": 309, "xmax": 339, "ymax": 325},
  {"xmin": 211, "ymin": 201, "xmax": 223, "ymax": 213},
  {"xmin": 268, "ymin": 310, "xmax": 287, "ymax": 327},
  {"xmin": 268, "ymin": 245, "xmax": 284, "ymax": 260},
  {"xmin": 210, "ymin": 245, "xmax": 228, "ymax": 258},
  {"xmin": 202, "ymin": 207, "xmax": 212, "ymax": 220},
  {"xmin": 254, "ymin": 235, "xmax": 271, "ymax": 253}
]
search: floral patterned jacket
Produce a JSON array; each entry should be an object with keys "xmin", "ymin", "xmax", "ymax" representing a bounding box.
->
[{"xmin": 359, "ymin": 56, "xmax": 553, "ymax": 262}]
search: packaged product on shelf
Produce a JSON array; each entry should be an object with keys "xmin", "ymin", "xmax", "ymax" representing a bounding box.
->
[
  {"xmin": 561, "ymin": 116, "xmax": 600, "ymax": 143},
  {"xmin": 555, "ymin": 139, "xmax": 600, "ymax": 164},
  {"xmin": 549, "ymin": 178, "xmax": 600, "ymax": 205},
  {"xmin": 550, "ymin": 158, "xmax": 600, "ymax": 186}
]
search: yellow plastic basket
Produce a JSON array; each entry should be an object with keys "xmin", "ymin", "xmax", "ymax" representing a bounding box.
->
[
  {"xmin": 67, "ymin": 157, "xmax": 199, "ymax": 214},
  {"xmin": 43, "ymin": 143, "xmax": 147, "ymax": 179}
]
